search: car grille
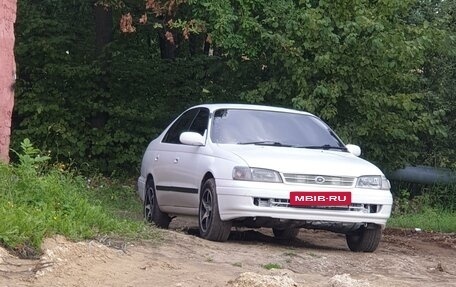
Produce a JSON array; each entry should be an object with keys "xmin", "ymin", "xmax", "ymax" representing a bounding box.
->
[
  {"xmin": 283, "ymin": 173, "xmax": 355, "ymax": 187},
  {"xmin": 253, "ymin": 197, "xmax": 380, "ymax": 213}
]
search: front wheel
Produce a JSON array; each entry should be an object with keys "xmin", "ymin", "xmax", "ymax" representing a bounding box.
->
[
  {"xmin": 144, "ymin": 180, "xmax": 171, "ymax": 228},
  {"xmin": 198, "ymin": 178, "xmax": 232, "ymax": 242},
  {"xmin": 346, "ymin": 225, "xmax": 382, "ymax": 252}
]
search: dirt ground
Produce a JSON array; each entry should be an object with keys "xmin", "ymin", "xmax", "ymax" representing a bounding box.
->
[{"xmin": 1, "ymin": 217, "xmax": 455, "ymax": 287}]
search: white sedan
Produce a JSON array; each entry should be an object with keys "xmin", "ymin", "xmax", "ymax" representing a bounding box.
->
[{"xmin": 137, "ymin": 104, "xmax": 393, "ymax": 252}]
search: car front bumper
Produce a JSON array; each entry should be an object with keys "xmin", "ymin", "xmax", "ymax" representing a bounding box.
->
[{"xmin": 215, "ymin": 179, "xmax": 393, "ymax": 227}]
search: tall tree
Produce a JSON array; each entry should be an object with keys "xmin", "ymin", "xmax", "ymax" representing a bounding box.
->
[
  {"xmin": 185, "ymin": 0, "xmax": 447, "ymax": 170},
  {"xmin": 0, "ymin": 0, "xmax": 17, "ymax": 163}
]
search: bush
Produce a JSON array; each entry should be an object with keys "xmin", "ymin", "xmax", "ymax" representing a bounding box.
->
[
  {"xmin": 0, "ymin": 140, "xmax": 158, "ymax": 256},
  {"xmin": 13, "ymin": 0, "xmax": 240, "ymax": 174}
]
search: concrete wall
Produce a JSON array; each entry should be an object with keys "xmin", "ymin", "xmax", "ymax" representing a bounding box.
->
[{"xmin": 0, "ymin": 0, "xmax": 17, "ymax": 163}]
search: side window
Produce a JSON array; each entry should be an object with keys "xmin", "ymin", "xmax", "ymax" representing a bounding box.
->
[
  {"xmin": 189, "ymin": 108, "xmax": 209, "ymax": 136},
  {"xmin": 162, "ymin": 108, "xmax": 199, "ymax": 144}
]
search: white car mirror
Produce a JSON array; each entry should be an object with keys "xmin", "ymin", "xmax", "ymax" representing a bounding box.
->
[
  {"xmin": 180, "ymin": 132, "xmax": 205, "ymax": 146},
  {"xmin": 346, "ymin": 144, "xmax": 361, "ymax": 157}
]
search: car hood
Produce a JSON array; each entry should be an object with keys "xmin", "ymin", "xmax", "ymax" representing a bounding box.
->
[{"xmin": 220, "ymin": 145, "xmax": 383, "ymax": 177}]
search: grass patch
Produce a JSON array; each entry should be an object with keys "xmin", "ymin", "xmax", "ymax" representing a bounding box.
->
[
  {"xmin": 262, "ymin": 263, "xmax": 282, "ymax": 270},
  {"xmin": 390, "ymin": 184, "xmax": 456, "ymax": 233},
  {"xmin": 84, "ymin": 176, "xmax": 144, "ymax": 221},
  {"xmin": 388, "ymin": 208, "xmax": 456, "ymax": 233},
  {"xmin": 0, "ymin": 144, "xmax": 159, "ymax": 256}
]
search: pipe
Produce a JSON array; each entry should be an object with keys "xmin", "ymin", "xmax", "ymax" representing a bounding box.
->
[{"xmin": 388, "ymin": 165, "xmax": 456, "ymax": 185}]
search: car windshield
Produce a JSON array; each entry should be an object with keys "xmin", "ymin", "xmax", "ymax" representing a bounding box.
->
[{"xmin": 210, "ymin": 109, "xmax": 346, "ymax": 149}]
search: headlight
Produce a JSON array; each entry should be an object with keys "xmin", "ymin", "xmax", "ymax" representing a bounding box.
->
[
  {"xmin": 356, "ymin": 175, "xmax": 391, "ymax": 190},
  {"xmin": 232, "ymin": 167, "xmax": 282, "ymax": 183}
]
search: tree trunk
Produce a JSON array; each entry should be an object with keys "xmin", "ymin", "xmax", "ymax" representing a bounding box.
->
[
  {"xmin": 159, "ymin": 30, "xmax": 176, "ymax": 59},
  {"xmin": 0, "ymin": 0, "xmax": 17, "ymax": 163},
  {"xmin": 94, "ymin": 4, "xmax": 113, "ymax": 55}
]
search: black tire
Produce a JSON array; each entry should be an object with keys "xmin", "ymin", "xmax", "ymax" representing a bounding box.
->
[
  {"xmin": 144, "ymin": 179, "xmax": 171, "ymax": 228},
  {"xmin": 198, "ymin": 178, "xmax": 232, "ymax": 242},
  {"xmin": 272, "ymin": 227, "xmax": 300, "ymax": 240},
  {"xmin": 346, "ymin": 225, "xmax": 382, "ymax": 252}
]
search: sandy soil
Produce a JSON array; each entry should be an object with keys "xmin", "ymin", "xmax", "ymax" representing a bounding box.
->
[{"xmin": 1, "ymin": 217, "xmax": 455, "ymax": 287}]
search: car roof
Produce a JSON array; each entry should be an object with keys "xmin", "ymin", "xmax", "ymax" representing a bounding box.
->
[{"xmin": 189, "ymin": 103, "xmax": 314, "ymax": 116}]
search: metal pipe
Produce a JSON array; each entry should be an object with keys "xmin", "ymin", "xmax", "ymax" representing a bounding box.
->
[{"xmin": 388, "ymin": 165, "xmax": 456, "ymax": 185}]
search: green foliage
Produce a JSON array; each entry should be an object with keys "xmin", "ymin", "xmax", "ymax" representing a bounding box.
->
[
  {"xmin": 189, "ymin": 0, "xmax": 449, "ymax": 170},
  {"xmin": 412, "ymin": 0, "xmax": 456, "ymax": 169},
  {"xmin": 429, "ymin": 185, "xmax": 456, "ymax": 211},
  {"xmin": 0, "ymin": 141, "xmax": 159, "ymax": 255},
  {"xmin": 393, "ymin": 188, "xmax": 414, "ymax": 215},
  {"xmin": 389, "ymin": 208, "xmax": 456, "ymax": 233},
  {"xmin": 13, "ymin": 0, "xmax": 240, "ymax": 174},
  {"xmin": 12, "ymin": 0, "xmax": 455, "ymax": 174},
  {"xmin": 13, "ymin": 0, "xmax": 103, "ymax": 170},
  {"xmin": 11, "ymin": 138, "xmax": 51, "ymax": 171},
  {"xmin": 391, "ymin": 182, "xmax": 456, "ymax": 232},
  {"xmin": 393, "ymin": 184, "xmax": 456, "ymax": 214},
  {"xmin": 262, "ymin": 263, "xmax": 282, "ymax": 270}
]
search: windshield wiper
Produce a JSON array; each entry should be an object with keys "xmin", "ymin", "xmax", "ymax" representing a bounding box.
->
[
  {"xmin": 238, "ymin": 141, "xmax": 292, "ymax": 147},
  {"xmin": 300, "ymin": 144, "xmax": 348, "ymax": 151}
]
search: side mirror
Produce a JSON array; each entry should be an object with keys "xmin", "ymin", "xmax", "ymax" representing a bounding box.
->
[
  {"xmin": 346, "ymin": 144, "xmax": 361, "ymax": 157},
  {"xmin": 180, "ymin": 132, "xmax": 205, "ymax": 146}
]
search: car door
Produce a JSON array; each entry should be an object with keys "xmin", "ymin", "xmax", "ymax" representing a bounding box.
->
[{"xmin": 154, "ymin": 108, "xmax": 209, "ymax": 213}]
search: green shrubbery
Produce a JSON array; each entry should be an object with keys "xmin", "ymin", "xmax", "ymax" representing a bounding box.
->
[
  {"xmin": 389, "ymin": 207, "xmax": 456, "ymax": 233},
  {"xmin": 390, "ymin": 184, "xmax": 456, "ymax": 232},
  {"xmin": 12, "ymin": 0, "xmax": 455, "ymax": 175},
  {"xmin": 0, "ymin": 140, "xmax": 158, "ymax": 256},
  {"xmin": 13, "ymin": 0, "xmax": 240, "ymax": 174}
]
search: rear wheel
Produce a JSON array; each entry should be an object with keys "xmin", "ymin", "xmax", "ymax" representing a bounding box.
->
[
  {"xmin": 346, "ymin": 225, "xmax": 382, "ymax": 252},
  {"xmin": 272, "ymin": 227, "xmax": 300, "ymax": 240},
  {"xmin": 198, "ymin": 178, "xmax": 232, "ymax": 241},
  {"xmin": 144, "ymin": 179, "xmax": 171, "ymax": 228}
]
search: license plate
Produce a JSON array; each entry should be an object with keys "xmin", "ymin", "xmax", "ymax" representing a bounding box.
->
[{"xmin": 289, "ymin": 192, "xmax": 351, "ymax": 206}]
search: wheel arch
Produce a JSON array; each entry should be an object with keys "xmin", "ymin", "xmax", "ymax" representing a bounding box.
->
[
  {"xmin": 146, "ymin": 173, "xmax": 154, "ymax": 184},
  {"xmin": 200, "ymin": 172, "xmax": 215, "ymax": 199},
  {"xmin": 144, "ymin": 173, "xmax": 155, "ymax": 201}
]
